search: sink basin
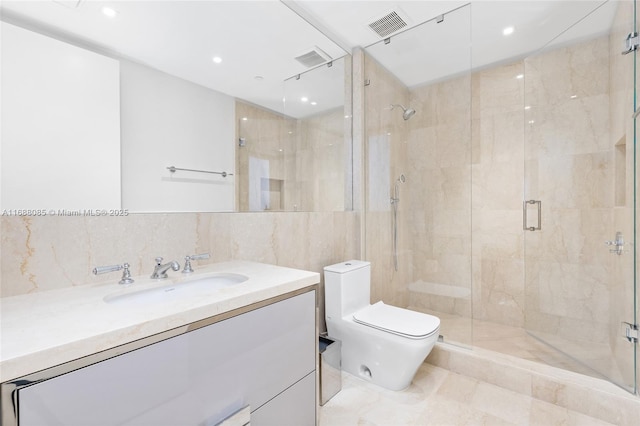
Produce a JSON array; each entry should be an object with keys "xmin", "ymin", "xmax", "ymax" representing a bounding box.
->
[{"xmin": 104, "ymin": 273, "xmax": 248, "ymax": 306}]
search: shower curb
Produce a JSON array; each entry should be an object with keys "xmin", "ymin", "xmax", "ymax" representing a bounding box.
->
[{"xmin": 426, "ymin": 342, "xmax": 640, "ymax": 426}]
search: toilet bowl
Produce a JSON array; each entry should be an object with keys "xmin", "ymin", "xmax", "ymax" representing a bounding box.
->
[{"xmin": 324, "ymin": 260, "xmax": 440, "ymax": 391}]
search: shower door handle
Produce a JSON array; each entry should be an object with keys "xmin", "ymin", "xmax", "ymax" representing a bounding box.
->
[{"xmin": 523, "ymin": 200, "xmax": 542, "ymax": 231}]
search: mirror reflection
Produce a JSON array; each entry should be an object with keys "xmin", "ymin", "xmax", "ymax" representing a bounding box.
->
[
  {"xmin": 0, "ymin": 1, "xmax": 351, "ymax": 213},
  {"xmin": 237, "ymin": 58, "xmax": 350, "ymax": 212}
]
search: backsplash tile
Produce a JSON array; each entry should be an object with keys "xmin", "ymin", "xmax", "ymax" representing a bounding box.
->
[{"xmin": 1, "ymin": 212, "xmax": 359, "ymax": 299}]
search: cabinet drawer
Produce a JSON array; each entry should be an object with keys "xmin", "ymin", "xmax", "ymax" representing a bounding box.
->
[
  {"xmin": 252, "ymin": 372, "xmax": 316, "ymax": 426},
  {"xmin": 18, "ymin": 290, "xmax": 316, "ymax": 426}
]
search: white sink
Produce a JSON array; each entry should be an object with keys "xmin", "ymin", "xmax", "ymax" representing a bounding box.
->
[{"xmin": 104, "ymin": 273, "xmax": 248, "ymax": 306}]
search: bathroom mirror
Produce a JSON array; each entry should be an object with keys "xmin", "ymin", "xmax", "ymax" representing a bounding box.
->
[
  {"xmin": 0, "ymin": 1, "xmax": 351, "ymax": 213},
  {"xmin": 237, "ymin": 58, "xmax": 352, "ymax": 212}
]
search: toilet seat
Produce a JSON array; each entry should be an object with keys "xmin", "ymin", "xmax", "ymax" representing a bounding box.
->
[{"xmin": 352, "ymin": 302, "xmax": 440, "ymax": 339}]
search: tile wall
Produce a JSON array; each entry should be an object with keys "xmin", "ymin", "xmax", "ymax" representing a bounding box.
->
[{"xmin": 0, "ymin": 212, "xmax": 360, "ymax": 332}]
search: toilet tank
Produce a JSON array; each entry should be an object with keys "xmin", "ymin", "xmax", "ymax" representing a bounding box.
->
[{"xmin": 324, "ymin": 260, "xmax": 371, "ymax": 320}]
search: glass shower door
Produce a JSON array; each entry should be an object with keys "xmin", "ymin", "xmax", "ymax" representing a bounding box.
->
[
  {"xmin": 362, "ymin": 5, "xmax": 473, "ymax": 347},
  {"xmin": 523, "ymin": 0, "xmax": 637, "ymax": 392}
]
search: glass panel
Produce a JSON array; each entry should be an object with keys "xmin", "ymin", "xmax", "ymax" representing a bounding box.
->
[
  {"xmin": 233, "ymin": 84, "xmax": 353, "ymax": 213},
  {"xmin": 523, "ymin": 0, "xmax": 637, "ymax": 392},
  {"xmin": 237, "ymin": 56, "xmax": 351, "ymax": 212},
  {"xmin": 633, "ymin": 0, "xmax": 638, "ymax": 395},
  {"xmin": 363, "ymin": 5, "xmax": 473, "ymax": 346},
  {"xmin": 236, "ymin": 111, "xmax": 293, "ymax": 212}
]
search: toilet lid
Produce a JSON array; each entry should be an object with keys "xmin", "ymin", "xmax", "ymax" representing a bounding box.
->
[{"xmin": 352, "ymin": 302, "xmax": 440, "ymax": 339}]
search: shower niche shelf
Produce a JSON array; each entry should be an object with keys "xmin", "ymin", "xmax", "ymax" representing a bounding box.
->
[{"xmin": 261, "ymin": 178, "xmax": 284, "ymax": 211}]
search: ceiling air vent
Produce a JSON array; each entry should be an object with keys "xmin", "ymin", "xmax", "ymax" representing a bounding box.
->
[
  {"xmin": 368, "ymin": 10, "xmax": 408, "ymax": 38},
  {"xmin": 294, "ymin": 46, "xmax": 332, "ymax": 68}
]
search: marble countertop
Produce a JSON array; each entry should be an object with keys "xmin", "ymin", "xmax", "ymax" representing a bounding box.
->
[{"xmin": 0, "ymin": 261, "xmax": 319, "ymax": 383}]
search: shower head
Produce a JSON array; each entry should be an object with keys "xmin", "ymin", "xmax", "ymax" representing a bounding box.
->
[
  {"xmin": 402, "ymin": 108, "xmax": 416, "ymax": 120},
  {"xmin": 390, "ymin": 104, "xmax": 416, "ymax": 120}
]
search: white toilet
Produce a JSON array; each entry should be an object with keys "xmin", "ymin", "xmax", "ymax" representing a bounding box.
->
[{"xmin": 324, "ymin": 260, "xmax": 440, "ymax": 391}]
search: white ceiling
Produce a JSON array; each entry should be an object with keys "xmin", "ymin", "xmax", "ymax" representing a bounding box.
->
[
  {"xmin": 0, "ymin": 1, "xmax": 620, "ymax": 117},
  {"xmin": 293, "ymin": 0, "xmax": 617, "ymax": 88}
]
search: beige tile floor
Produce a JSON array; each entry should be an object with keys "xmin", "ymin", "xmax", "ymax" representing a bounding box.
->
[
  {"xmin": 319, "ymin": 363, "xmax": 616, "ymax": 426},
  {"xmin": 412, "ymin": 309, "xmax": 627, "ymax": 385}
]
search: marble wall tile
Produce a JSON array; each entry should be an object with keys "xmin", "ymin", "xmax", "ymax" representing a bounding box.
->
[
  {"xmin": 471, "ymin": 61, "xmax": 524, "ymax": 120},
  {"xmin": 474, "ymin": 110, "xmax": 524, "ymax": 165},
  {"xmin": 525, "ymin": 95, "xmax": 611, "ymax": 159},
  {"xmin": 538, "ymin": 262, "xmax": 609, "ymax": 320},
  {"xmin": 535, "ymin": 152, "xmax": 613, "ymax": 209},
  {"xmin": 1, "ymin": 212, "xmax": 360, "ymax": 306},
  {"xmin": 473, "ymin": 228, "xmax": 523, "ymax": 261},
  {"xmin": 412, "ymin": 76, "xmax": 471, "ymax": 128},
  {"xmin": 524, "ymin": 37, "xmax": 609, "ymax": 108},
  {"xmin": 1, "ymin": 214, "xmax": 199, "ymax": 296},
  {"xmin": 479, "ymin": 258, "xmax": 525, "ymax": 326},
  {"xmin": 472, "ymin": 161, "xmax": 523, "ymax": 211}
]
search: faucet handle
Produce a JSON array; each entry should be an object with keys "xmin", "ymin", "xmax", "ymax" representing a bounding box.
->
[
  {"xmin": 189, "ymin": 253, "xmax": 210, "ymax": 261},
  {"xmin": 182, "ymin": 253, "xmax": 211, "ymax": 274},
  {"xmin": 155, "ymin": 257, "xmax": 164, "ymax": 265},
  {"xmin": 93, "ymin": 262, "xmax": 134, "ymax": 285}
]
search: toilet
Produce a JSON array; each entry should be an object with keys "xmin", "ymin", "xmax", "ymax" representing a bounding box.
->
[{"xmin": 324, "ymin": 260, "xmax": 440, "ymax": 391}]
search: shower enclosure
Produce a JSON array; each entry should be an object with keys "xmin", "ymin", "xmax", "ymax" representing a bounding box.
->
[{"xmin": 362, "ymin": 0, "xmax": 638, "ymax": 393}]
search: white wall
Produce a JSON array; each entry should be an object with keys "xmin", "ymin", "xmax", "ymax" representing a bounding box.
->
[
  {"xmin": 120, "ymin": 60, "xmax": 235, "ymax": 212},
  {"xmin": 1, "ymin": 22, "xmax": 121, "ymax": 211}
]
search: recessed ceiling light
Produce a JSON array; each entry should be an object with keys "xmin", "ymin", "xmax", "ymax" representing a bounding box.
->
[
  {"xmin": 310, "ymin": 101, "xmax": 317, "ymax": 106},
  {"xmin": 503, "ymin": 26, "xmax": 515, "ymax": 36},
  {"xmin": 301, "ymin": 97, "xmax": 308, "ymax": 103},
  {"xmin": 212, "ymin": 56, "xmax": 222, "ymax": 64},
  {"xmin": 516, "ymin": 74, "xmax": 524, "ymax": 79},
  {"xmin": 102, "ymin": 7, "xmax": 118, "ymax": 18}
]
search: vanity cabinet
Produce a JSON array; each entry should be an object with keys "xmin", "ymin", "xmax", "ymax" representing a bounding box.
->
[{"xmin": 15, "ymin": 290, "xmax": 316, "ymax": 426}]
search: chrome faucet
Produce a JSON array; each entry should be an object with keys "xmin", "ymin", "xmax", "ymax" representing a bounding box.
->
[{"xmin": 150, "ymin": 257, "xmax": 180, "ymax": 279}]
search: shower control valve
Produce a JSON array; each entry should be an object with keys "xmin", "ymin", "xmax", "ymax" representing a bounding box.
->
[{"xmin": 605, "ymin": 232, "xmax": 624, "ymax": 255}]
